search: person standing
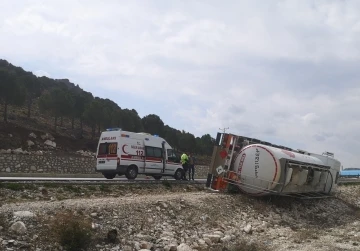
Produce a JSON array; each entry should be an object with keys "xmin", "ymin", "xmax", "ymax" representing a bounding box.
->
[
  {"xmin": 180, "ymin": 152, "xmax": 189, "ymax": 180},
  {"xmin": 188, "ymin": 153, "xmax": 195, "ymax": 181}
]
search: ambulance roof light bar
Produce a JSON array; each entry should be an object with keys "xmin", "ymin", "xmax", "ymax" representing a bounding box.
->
[{"xmin": 106, "ymin": 128, "xmax": 122, "ymax": 131}]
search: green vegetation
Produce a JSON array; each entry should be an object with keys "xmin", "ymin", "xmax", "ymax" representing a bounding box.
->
[
  {"xmin": 87, "ymin": 186, "xmax": 97, "ymax": 191},
  {"xmin": 162, "ymin": 179, "xmax": 172, "ymax": 189},
  {"xmin": 0, "ymin": 59, "xmax": 214, "ymax": 155},
  {"xmin": 99, "ymin": 184, "xmax": 111, "ymax": 192},
  {"xmin": 43, "ymin": 183, "xmax": 60, "ymax": 188},
  {"xmin": 0, "ymin": 183, "xmax": 37, "ymax": 191},
  {"xmin": 63, "ymin": 185, "xmax": 81, "ymax": 193}
]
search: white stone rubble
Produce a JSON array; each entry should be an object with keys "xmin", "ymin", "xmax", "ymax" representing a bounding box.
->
[
  {"xmin": 44, "ymin": 140, "xmax": 56, "ymax": 148},
  {"xmin": 0, "ymin": 183, "xmax": 360, "ymax": 250},
  {"xmin": 29, "ymin": 132, "xmax": 37, "ymax": 139},
  {"xmin": 41, "ymin": 133, "xmax": 55, "ymax": 141}
]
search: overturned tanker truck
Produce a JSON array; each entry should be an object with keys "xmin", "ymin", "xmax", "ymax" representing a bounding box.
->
[{"xmin": 206, "ymin": 132, "xmax": 341, "ymax": 198}]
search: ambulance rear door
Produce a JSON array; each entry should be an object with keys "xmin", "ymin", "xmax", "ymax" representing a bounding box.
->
[{"xmin": 96, "ymin": 136, "xmax": 118, "ymax": 172}]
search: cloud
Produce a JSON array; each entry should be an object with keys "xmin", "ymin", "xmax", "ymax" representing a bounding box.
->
[
  {"xmin": 33, "ymin": 70, "xmax": 50, "ymax": 78},
  {"xmin": 302, "ymin": 113, "xmax": 320, "ymax": 126},
  {"xmin": 0, "ymin": 0, "xmax": 360, "ymax": 168}
]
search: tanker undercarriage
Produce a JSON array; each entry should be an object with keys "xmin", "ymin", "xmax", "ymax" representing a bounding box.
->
[{"xmin": 206, "ymin": 132, "xmax": 340, "ymax": 199}]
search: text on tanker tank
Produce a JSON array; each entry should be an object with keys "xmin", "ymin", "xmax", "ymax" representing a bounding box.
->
[
  {"xmin": 255, "ymin": 148, "xmax": 260, "ymax": 178},
  {"xmin": 237, "ymin": 153, "xmax": 246, "ymax": 173}
]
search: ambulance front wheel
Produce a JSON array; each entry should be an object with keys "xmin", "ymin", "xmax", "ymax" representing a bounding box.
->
[
  {"xmin": 174, "ymin": 169, "xmax": 183, "ymax": 180},
  {"xmin": 125, "ymin": 165, "xmax": 138, "ymax": 180}
]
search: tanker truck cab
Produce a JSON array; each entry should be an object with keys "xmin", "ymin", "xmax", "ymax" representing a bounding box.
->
[{"xmin": 96, "ymin": 128, "xmax": 183, "ymax": 180}]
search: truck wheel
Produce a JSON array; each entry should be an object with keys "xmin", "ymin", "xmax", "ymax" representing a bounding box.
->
[
  {"xmin": 174, "ymin": 169, "xmax": 183, "ymax": 180},
  {"xmin": 104, "ymin": 173, "xmax": 116, "ymax": 179},
  {"xmin": 125, "ymin": 165, "xmax": 138, "ymax": 180},
  {"xmin": 153, "ymin": 175, "xmax": 162, "ymax": 180}
]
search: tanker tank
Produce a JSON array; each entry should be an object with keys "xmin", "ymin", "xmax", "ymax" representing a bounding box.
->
[{"xmin": 231, "ymin": 144, "xmax": 340, "ymax": 196}]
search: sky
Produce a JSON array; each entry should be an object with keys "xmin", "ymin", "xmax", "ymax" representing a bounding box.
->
[{"xmin": 0, "ymin": 0, "xmax": 360, "ymax": 168}]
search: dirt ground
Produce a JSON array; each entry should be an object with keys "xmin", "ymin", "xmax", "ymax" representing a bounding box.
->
[{"xmin": 0, "ymin": 182, "xmax": 360, "ymax": 251}]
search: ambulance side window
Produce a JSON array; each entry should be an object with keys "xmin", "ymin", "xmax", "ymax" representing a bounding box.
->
[
  {"xmin": 108, "ymin": 143, "xmax": 117, "ymax": 154},
  {"xmin": 167, "ymin": 149, "xmax": 175, "ymax": 158},
  {"xmin": 145, "ymin": 146, "xmax": 163, "ymax": 158},
  {"xmin": 167, "ymin": 149, "xmax": 172, "ymax": 158},
  {"xmin": 153, "ymin": 148, "xmax": 162, "ymax": 158},
  {"xmin": 98, "ymin": 144, "xmax": 108, "ymax": 155},
  {"xmin": 145, "ymin": 147, "xmax": 153, "ymax": 156}
]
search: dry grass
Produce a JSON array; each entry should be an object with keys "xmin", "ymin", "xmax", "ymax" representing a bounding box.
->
[
  {"xmin": 211, "ymin": 240, "xmax": 270, "ymax": 251},
  {"xmin": 0, "ymin": 212, "xmax": 8, "ymax": 228},
  {"xmin": 293, "ymin": 229, "xmax": 319, "ymax": 244},
  {"xmin": 49, "ymin": 211, "xmax": 93, "ymax": 251}
]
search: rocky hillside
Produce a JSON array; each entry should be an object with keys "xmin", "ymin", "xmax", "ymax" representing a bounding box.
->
[
  {"xmin": 0, "ymin": 59, "xmax": 216, "ymax": 159},
  {"xmin": 0, "ymin": 118, "xmax": 99, "ymax": 155},
  {"xmin": 0, "ymin": 182, "xmax": 359, "ymax": 251},
  {"xmin": 0, "ymin": 125, "xmax": 211, "ymax": 165}
]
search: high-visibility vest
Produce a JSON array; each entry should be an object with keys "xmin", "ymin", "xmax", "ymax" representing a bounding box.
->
[{"xmin": 181, "ymin": 153, "xmax": 188, "ymax": 164}]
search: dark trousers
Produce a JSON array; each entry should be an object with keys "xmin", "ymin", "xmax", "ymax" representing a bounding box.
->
[
  {"xmin": 188, "ymin": 164, "xmax": 195, "ymax": 180},
  {"xmin": 182, "ymin": 163, "xmax": 188, "ymax": 180}
]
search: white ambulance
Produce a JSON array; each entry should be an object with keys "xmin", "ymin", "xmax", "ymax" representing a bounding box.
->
[{"xmin": 95, "ymin": 128, "xmax": 184, "ymax": 180}]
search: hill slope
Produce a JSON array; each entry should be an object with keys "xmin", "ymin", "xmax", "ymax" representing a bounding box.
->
[{"xmin": 0, "ymin": 59, "xmax": 213, "ymax": 164}]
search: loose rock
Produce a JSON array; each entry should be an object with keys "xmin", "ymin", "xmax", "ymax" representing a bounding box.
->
[
  {"xmin": 9, "ymin": 221, "xmax": 27, "ymax": 235},
  {"xmin": 243, "ymin": 224, "xmax": 252, "ymax": 234}
]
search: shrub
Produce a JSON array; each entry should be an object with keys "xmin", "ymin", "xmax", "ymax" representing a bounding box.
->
[
  {"xmin": 99, "ymin": 184, "xmax": 110, "ymax": 192},
  {"xmin": 162, "ymin": 180, "xmax": 172, "ymax": 189},
  {"xmin": 51, "ymin": 211, "xmax": 93, "ymax": 251}
]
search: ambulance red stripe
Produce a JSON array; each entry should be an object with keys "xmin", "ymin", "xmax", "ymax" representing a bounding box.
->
[{"xmin": 97, "ymin": 154, "xmax": 118, "ymax": 158}]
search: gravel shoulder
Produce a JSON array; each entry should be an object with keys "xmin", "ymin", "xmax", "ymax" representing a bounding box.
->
[{"xmin": 1, "ymin": 183, "xmax": 360, "ymax": 251}]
